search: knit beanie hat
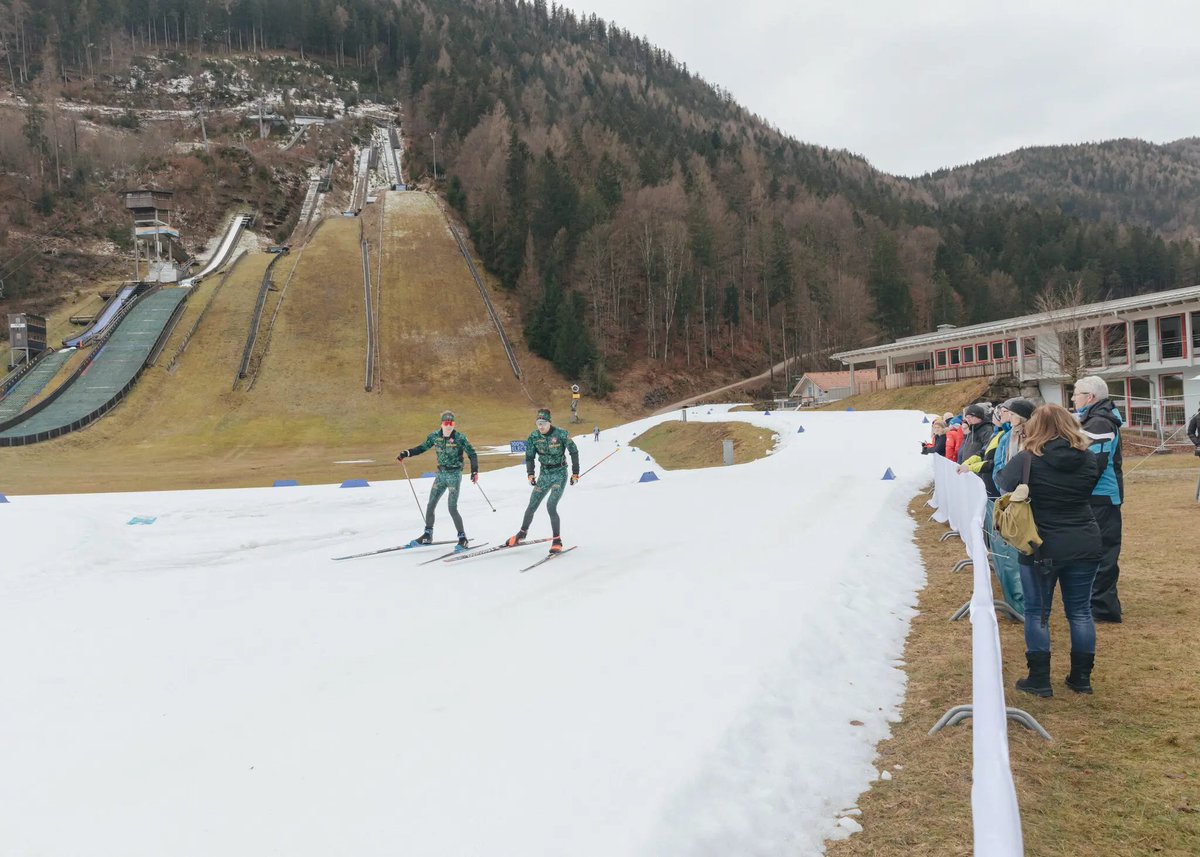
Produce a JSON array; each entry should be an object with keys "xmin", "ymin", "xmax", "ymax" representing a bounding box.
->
[
  {"xmin": 536, "ymin": 408, "xmax": 552, "ymax": 422},
  {"xmin": 964, "ymin": 402, "xmax": 990, "ymax": 420},
  {"xmin": 1003, "ymin": 398, "xmax": 1036, "ymax": 421}
]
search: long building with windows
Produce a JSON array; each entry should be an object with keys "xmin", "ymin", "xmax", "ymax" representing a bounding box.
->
[{"xmin": 830, "ymin": 284, "xmax": 1200, "ymax": 429}]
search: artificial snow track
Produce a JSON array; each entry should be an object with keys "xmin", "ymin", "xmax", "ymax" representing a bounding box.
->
[{"xmin": 0, "ymin": 407, "xmax": 932, "ymax": 857}]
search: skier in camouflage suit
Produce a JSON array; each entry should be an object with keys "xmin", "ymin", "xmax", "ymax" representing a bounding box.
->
[
  {"xmin": 396, "ymin": 410, "xmax": 479, "ymax": 548},
  {"xmin": 506, "ymin": 408, "xmax": 580, "ymax": 553}
]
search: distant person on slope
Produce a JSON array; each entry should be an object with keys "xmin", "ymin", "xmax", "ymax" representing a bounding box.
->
[
  {"xmin": 396, "ymin": 410, "xmax": 479, "ymax": 549},
  {"xmin": 506, "ymin": 408, "xmax": 580, "ymax": 554}
]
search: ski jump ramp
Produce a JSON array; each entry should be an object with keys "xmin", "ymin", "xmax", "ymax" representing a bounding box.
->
[
  {"xmin": 63, "ymin": 284, "xmax": 138, "ymax": 348},
  {"xmin": 182, "ymin": 214, "xmax": 252, "ymax": 287}
]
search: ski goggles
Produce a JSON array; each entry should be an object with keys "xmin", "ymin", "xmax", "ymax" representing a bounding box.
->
[
  {"xmin": 441, "ymin": 420, "xmax": 455, "ymax": 428},
  {"xmin": 535, "ymin": 419, "xmax": 551, "ymax": 429}
]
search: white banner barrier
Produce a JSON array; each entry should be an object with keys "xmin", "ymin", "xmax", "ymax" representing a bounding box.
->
[{"xmin": 928, "ymin": 454, "xmax": 1024, "ymax": 856}]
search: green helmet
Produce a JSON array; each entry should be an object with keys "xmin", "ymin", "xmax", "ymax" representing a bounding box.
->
[
  {"xmin": 440, "ymin": 410, "xmax": 455, "ymax": 423},
  {"xmin": 536, "ymin": 408, "xmax": 551, "ymax": 422}
]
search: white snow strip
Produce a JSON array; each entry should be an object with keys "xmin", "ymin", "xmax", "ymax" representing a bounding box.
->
[{"xmin": 0, "ymin": 407, "xmax": 931, "ymax": 856}]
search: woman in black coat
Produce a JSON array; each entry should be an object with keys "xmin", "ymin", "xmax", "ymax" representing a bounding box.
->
[{"xmin": 995, "ymin": 403, "xmax": 1102, "ymax": 697}]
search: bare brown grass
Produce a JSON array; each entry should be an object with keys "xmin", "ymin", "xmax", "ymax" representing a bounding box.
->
[
  {"xmin": 629, "ymin": 420, "xmax": 777, "ymax": 469},
  {"xmin": 0, "ymin": 193, "xmax": 633, "ymax": 494},
  {"xmin": 816, "ymin": 379, "xmax": 989, "ymax": 415},
  {"xmin": 825, "ymin": 460, "xmax": 1200, "ymax": 856}
]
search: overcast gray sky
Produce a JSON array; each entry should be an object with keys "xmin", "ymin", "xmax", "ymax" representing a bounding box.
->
[{"xmin": 562, "ymin": 0, "xmax": 1200, "ymax": 177}]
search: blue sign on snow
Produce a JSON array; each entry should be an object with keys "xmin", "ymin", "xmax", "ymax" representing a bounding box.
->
[{"xmin": 509, "ymin": 441, "xmax": 526, "ymax": 453}]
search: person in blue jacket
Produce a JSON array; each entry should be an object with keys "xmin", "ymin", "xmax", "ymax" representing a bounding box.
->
[{"xmin": 1072, "ymin": 376, "xmax": 1124, "ymax": 623}]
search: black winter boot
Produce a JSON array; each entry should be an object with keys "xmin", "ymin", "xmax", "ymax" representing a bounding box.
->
[
  {"xmin": 457, "ymin": 532, "xmax": 469, "ymax": 548},
  {"xmin": 1015, "ymin": 651, "xmax": 1053, "ymax": 698},
  {"xmin": 1065, "ymin": 651, "xmax": 1095, "ymax": 694},
  {"xmin": 415, "ymin": 530, "xmax": 433, "ymax": 545}
]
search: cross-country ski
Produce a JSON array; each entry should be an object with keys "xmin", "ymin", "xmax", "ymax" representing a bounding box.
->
[
  {"xmin": 442, "ymin": 537, "xmax": 553, "ymax": 563},
  {"xmin": 332, "ymin": 540, "xmax": 457, "ymax": 561},
  {"xmin": 417, "ymin": 541, "xmax": 489, "ymax": 565},
  {"xmin": 520, "ymin": 545, "xmax": 577, "ymax": 572}
]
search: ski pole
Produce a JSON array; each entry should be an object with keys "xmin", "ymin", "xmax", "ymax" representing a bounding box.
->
[
  {"xmin": 399, "ymin": 458, "xmax": 424, "ymax": 518},
  {"xmin": 580, "ymin": 446, "xmax": 620, "ymax": 478},
  {"xmin": 475, "ymin": 477, "xmax": 497, "ymax": 512}
]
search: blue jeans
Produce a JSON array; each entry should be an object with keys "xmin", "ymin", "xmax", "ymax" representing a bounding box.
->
[
  {"xmin": 986, "ymin": 499, "xmax": 1025, "ymax": 614},
  {"xmin": 1019, "ymin": 560, "xmax": 1099, "ymax": 654}
]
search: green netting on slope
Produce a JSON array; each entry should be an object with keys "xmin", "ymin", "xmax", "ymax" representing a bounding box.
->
[
  {"xmin": 0, "ymin": 350, "xmax": 74, "ymax": 421},
  {"xmin": 0, "ymin": 288, "xmax": 188, "ymax": 439}
]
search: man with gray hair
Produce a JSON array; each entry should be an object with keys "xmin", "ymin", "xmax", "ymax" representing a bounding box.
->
[{"xmin": 1071, "ymin": 375, "xmax": 1124, "ymax": 622}]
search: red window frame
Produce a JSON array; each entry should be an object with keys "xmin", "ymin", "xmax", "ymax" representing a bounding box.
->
[
  {"xmin": 936, "ymin": 350, "xmax": 947, "ymax": 367},
  {"xmin": 990, "ymin": 340, "xmax": 1005, "ymax": 360},
  {"xmin": 963, "ymin": 345, "xmax": 975, "ymax": 364},
  {"xmin": 1006, "ymin": 339, "xmax": 1017, "ymax": 358},
  {"xmin": 949, "ymin": 348, "xmax": 960, "ymax": 366}
]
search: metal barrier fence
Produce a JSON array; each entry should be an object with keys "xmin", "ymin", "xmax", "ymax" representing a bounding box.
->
[{"xmin": 926, "ymin": 454, "xmax": 1031, "ymax": 856}]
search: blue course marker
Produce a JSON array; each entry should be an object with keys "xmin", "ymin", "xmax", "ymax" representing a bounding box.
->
[
  {"xmin": 797, "ymin": 426, "xmax": 805, "ymax": 433},
  {"xmin": 881, "ymin": 468, "xmax": 896, "ymax": 481},
  {"xmin": 127, "ymin": 516, "xmax": 157, "ymax": 525},
  {"xmin": 846, "ymin": 406, "xmax": 856, "ymax": 412},
  {"xmin": 638, "ymin": 471, "xmax": 660, "ymax": 483},
  {"xmin": 0, "ymin": 493, "xmax": 8, "ymax": 503},
  {"xmin": 273, "ymin": 479, "xmax": 299, "ymax": 487},
  {"xmin": 340, "ymin": 479, "xmax": 370, "ymax": 488}
]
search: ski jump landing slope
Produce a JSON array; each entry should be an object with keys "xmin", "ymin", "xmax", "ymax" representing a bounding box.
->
[
  {"xmin": 0, "ymin": 408, "xmax": 932, "ymax": 857},
  {"xmin": 0, "ymin": 288, "xmax": 188, "ymax": 443},
  {"xmin": 0, "ymin": 349, "xmax": 74, "ymax": 421}
]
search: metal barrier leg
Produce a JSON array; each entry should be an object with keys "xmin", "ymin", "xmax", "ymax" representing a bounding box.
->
[
  {"xmin": 950, "ymin": 599, "xmax": 1025, "ymax": 623},
  {"xmin": 930, "ymin": 704, "xmax": 1052, "ymax": 740},
  {"xmin": 929, "ymin": 705, "xmax": 974, "ymax": 734},
  {"xmin": 1006, "ymin": 707, "xmax": 1052, "ymax": 740},
  {"xmin": 952, "ymin": 558, "xmax": 973, "ymax": 572},
  {"xmin": 995, "ymin": 601, "xmax": 1024, "ymax": 623},
  {"xmin": 939, "ymin": 530, "xmax": 961, "ymax": 542}
]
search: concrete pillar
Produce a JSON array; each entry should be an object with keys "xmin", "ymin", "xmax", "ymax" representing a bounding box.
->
[
  {"xmin": 722, "ymin": 439, "xmax": 734, "ymax": 466},
  {"xmin": 849, "ymin": 360, "xmax": 857, "ymax": 394}
]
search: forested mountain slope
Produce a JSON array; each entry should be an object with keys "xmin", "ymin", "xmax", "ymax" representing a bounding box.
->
[{"xmin": 2, "ymin": 0, "xmax": 1198, "ymax": 400}]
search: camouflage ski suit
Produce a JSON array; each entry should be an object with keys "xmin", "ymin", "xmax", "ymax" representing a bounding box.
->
[
  {"xmin": 520, "ymin": 425, "xmax": 580, "ymax": 536},
  {"xmin": 403, "ymin": 429, "xmax": 479, "ymax": 533}
]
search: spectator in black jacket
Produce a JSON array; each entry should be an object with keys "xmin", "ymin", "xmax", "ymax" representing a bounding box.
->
[
  {"xmin": 956, "ymin": 402, "xmax": 995, "ymax": 464},
  {"xmin": 996, "ymin": 403, "xmax": 1102, "ymax": 697},
  {"xmin": 1188, "ymin": 404, "xmax": 1200, "ymax": 455},
  {"xmin": 921, "ymin": 418, "xmax": 947, "ymax": 456},
  {"xmin": 1072, "ymin": 375, "xmax": 1125, "ymax": 623}
]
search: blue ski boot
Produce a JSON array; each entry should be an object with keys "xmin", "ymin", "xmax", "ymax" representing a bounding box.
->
[
  {"xmin": 409, "ymin": 529, "xmax": 433, "ymax": 547},
  {"xmin": 456, "ymin": 532, "xmax": 470, "ymax": 552}
]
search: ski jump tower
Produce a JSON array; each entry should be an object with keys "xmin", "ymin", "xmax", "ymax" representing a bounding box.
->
[{"xmin": 122, "ymin": 188, "xmax": 190, "ymax": 283}]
